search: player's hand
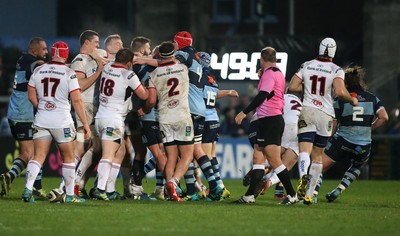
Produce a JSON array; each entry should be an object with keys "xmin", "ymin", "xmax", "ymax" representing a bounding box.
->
[
  {"xmin": 229, "ymin": 90, "xmax": 239, "ymax": 98},
  {"xmin": 132, "ymin": 57, "xmax": 143, "ymax": 65},
  {"xmin": 137, "ymin": 108, "xmax": 146, "ymax": 117},
  {"xmin": 235, "ymin": 112, "xmax": 246, "ymax": 125},
  {"xmin": 350, "ymin": 93, "xmax": 358, "ymax": 106},
  {"xmin": 83, "ymin": 124, "xmax": 91, "ymax": 140}
]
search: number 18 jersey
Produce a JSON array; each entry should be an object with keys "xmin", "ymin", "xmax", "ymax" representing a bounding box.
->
[
  {"xmin": 28, "ymin": 61, "xmax": 80, "ymax": 128},
  {"xmin": 295, "ymin": 58, "xmax": 344, "ymax": 117},
  {"xmin": 95, "ymin": 63, "xmax": 142, "ymax": 121}
]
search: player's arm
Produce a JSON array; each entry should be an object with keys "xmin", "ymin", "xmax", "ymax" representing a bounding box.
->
[
  {"xmin": 288, "ymin": 75, "xmax": 303, "ymax": 93},
  {"xmin": 235, "ymin": 91, "xmax": 272, "ymax": 125},
  {"xmin": 133, "ymin": 84, "xmax": 149, "ymax": 100},
  {"xmin": 76, "ymin": 65, "xmax": 103, "ymax": 91},
  {"xmin": 333, "ymin": 78, "xmax": 358, "ymax": 106},
  {"xmin": 217, "ymin": 89, "xmax": 239, "ymax": 98},
  {"xmin": 143, "ymin": 87, "xmax": 157, "ymax": 113},
  {"xmin": 27, "ymin": 85, "xmax": 38, "ymax": 109},
  {"xmin": 132, "ymin": 57, "xmax": 159, "ymax": 67},
  {"xmin": 372, "ymin": 107, "xmax": 389, "ymax": 130},
  {"xmin": 70, "ymin": 89, "xmax": 91, "ymax": 140}
]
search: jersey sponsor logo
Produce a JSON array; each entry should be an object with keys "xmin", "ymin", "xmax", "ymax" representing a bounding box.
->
[
  {"xmin": 63, "ymin": 128, "xmax": 71, "ymax": 138},
  {"xmin": 167, "ymin": 99, "xmax": 179, "ymax": 109},
  {"xmin": 127, "ymin": 73, "xmax": 134, "ymax": 80},
  {"xmin": 70, "ymin": 74, "xmax": 77, "ymax": 80},
  {"xmin": 99, "ymin": 97, "xmax": 108, "ymax": 104},
  {"xmin": 72, "ymin": 58, "xmax": 83, "ymax": 63},
  {"xmin": 45, "ymin": 101, "xmax": 56, "ymax": 110},
  {"xmin": 298, "ymin": 120, "xmax": 307, "ymax": 129},
  {"xmin": 312, "ymin": 99, "xmax": 324, "ymax": 108},
  {"xmin": 327, "ymin": 121, "xmax": 332, "ymax": 132},
  {"xmin": 185, "ymin": 126, "xmax": 192, "ymax": 136},
  {"xmin": 106, "ymin": 127, "xmax": 114, "ymax": 136}
]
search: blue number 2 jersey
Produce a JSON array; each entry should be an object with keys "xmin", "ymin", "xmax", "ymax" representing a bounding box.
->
[{"xmin": 334, "ymin": 89, "xmax": 384, "ymax": 145}]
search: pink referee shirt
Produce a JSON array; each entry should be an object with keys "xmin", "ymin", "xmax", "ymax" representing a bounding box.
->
[{"xmin": 256, "ymin": 65, "xmax": 285, "ymax": 118}]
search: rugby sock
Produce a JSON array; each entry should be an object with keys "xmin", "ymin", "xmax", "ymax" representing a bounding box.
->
[
  {"xmin": 75, "ymin": 150, "xmax": 94, "ymax": 185},
  {"xmin": 274, "ymin": 183, "xmax": 285, "ymax": 197},
  {"xmin": 9, "ymin": 158, "xmax": 27, "ymax": 182},
  {"xmin": 74, "ymin": 154, "xmax": 81, "ymax": 165},
  {"xmin": 33, "ymin": 168, "xmax": 43, "ymax": 190},
  {"xmin": 275, "ymin": 164, "xmax": 296, "ymax": 197},
  {"xmin": 155, "ymin": 167, "xmax": 165, "ymax": 187},
  {"xmin": 144, "ymin": 157, "xmax": 157, "ymax": 174},
  {"xmin": 197, "ymin": 155, "xmax": 217, "ymax": 190},
  {"xmin": 269, "ymin": 171, "xmax": 280, "ymax": 186},
  {"xmin": 132, "ymin": 159, "xmax": 144, "ymax": 186},
  {"xmin": 97, "ymin": 159, "xmax": 112, "ymax": 191},
  {"xmin": 298, "ymin": 152, "xmax": 311, "ymax": 177},
  {"xmin": 306, "ymin": 162, "xmax": 323, "ymax": 196},
  {"xmin": 184, "ymin": 162, "xmax": 196, "ymax": 195},
  {"xmin": 314, "ymin": 173, "xmax": 323, "ymax": 196},
  {"xmin": 25, "ymin": 160, "xmax": 41, "ymax": 190},
  {"xmin": 338, "ymin": 163, "xmax": 363, "ymax": 191},
  {"xmin": 106, "ymin": 163, "xmax": 121, "ymax": 193},
  {"xmin": 245, "ymin": 164, "xmax": 264, "ymax": 196},
  {"xmin": 211, "ymin": 157, "xmax": 224, "ymax": 188},
  {"xmin": 62, "ymin": 163, "xmax": 76, "ymax": 196}
]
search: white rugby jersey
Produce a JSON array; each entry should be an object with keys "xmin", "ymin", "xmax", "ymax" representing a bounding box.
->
[
  {"xmin": 95, "ymin": 63, "xmax": 142, "ymax": 120},
  {"xmin": 283, "ymin": 94, "xmax": 302, "ymax": 125},
  {"xmin": 28, "ymin": 61, "xmax": 80, "ymax": 128},
  {"xmin": 148, "ymin": 62, "xmax": 190, "ymax": 124},
  {"xmin": 70, "ymin": 53, "xmax": 100, "ymax": 104},
  {"xmin": 295, "ymin": 58, "xmax": 344, "ymax": 117}
]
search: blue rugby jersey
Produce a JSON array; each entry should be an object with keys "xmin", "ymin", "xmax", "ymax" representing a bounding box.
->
[
  {"xmin": 202, "ymin": 67, "xmax": 219, "ymax": 122},
  {"xmin": 7, "ymin": 53, "xmax": 45, "ymax": 122},
  {"xmin": 334, "ymin": 89, "xmax": 384, "ymax": 145},
  {"xmin": 175, "ymin": 46, "xmax": 206, "ymax": 117}
]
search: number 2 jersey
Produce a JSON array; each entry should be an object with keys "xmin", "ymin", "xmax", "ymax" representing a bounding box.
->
[
  {"xmin": 295, "ymin": 58, "xmax": 344, "ymax": 117},
  {"xmin": 148, "ymin": 61, "xmax": 191, "ymax": 124},
  {"xmin": 28, "ymin": 61, "xmax": 80, "ymax": 128},
  {"xmin": 334, "ymin": 89, "xmax": 384, "ymax": 145},
  {"xmin": 95, "ymin": 63, "xmax": 142, "ymax": 121}
]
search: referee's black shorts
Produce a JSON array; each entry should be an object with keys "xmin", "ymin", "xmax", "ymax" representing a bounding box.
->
[{"xmin": 256, "ymin": 115, "xmax": 284, "ymax": 148}]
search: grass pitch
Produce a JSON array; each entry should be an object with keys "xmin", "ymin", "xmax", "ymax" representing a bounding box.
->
[{"xmin": 0, "ymin": 178, "xmax": 399, "ymax": 236}]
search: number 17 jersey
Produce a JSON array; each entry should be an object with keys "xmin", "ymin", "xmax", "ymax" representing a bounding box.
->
[
  {"xmin": 295, "ymin": 58, "xmax": 344, "ymax": 117},
  {"xmin": 28, "ymin": 61, "xmax": 80, "ymax": 128}
]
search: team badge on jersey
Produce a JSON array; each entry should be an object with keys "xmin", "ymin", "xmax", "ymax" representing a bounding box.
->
[
  {"xmin": 185, "ymin": 126, "xmax": 192, "ymax": 136},
  {"xmin": 298, "ymin": 120, "xmax": 307, "ymax": 129},
  {"xmin": 327, "ymin": 120, "xmax": 332, "ymax": 132},
  {"xmin": 106, "ymin": 127, "xmax": 114, "ymax": 136},
  {"xmin": 64, "ymin": 128, "xmax": 71, "ymax": 138}
]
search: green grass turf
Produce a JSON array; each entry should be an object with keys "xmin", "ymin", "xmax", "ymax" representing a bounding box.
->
[{"xmin": 0, "ymin": 178, "xmax": 399, "ymax": 236}]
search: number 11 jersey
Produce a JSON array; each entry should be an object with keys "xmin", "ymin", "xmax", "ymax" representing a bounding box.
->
[{"xmin": 295, "ymin": 58, "xmax": 344, "ymax": 117}]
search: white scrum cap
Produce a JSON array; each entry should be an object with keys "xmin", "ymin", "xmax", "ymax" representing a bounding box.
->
[{"xmin": 319, "ymin": 37, "xmax": 337, "ymax": 58}]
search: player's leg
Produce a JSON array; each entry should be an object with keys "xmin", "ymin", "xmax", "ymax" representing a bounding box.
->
[
  {"xmin": 22, "ymin": 127, "xmax": 51, "ymax": 202},
  {"xmin": 1, "ymin": 121, "xmax": 34, "ymax": 197},
  {"xmin": 303, "ymin": 111, "xmax": 333, "ymax": 205},
  {"xmin": 106, "ymin": 139, "xmax": 125, "ymax": 200},
  {"xmin": 130, "ymin": 130, "xmax": 147, "ymax": 197},
  {"xmin": 120, "ymin": 134, "xmax": 132, "ymax": 197}
]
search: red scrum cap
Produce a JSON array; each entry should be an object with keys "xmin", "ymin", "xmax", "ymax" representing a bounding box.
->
[
  {"xmin": 174, "ymin": 31, "xmax": 192, "ymax": 49},
  {"xmin": 51, "ymin": 41, "xmax": 69, "ymax": 59}
]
